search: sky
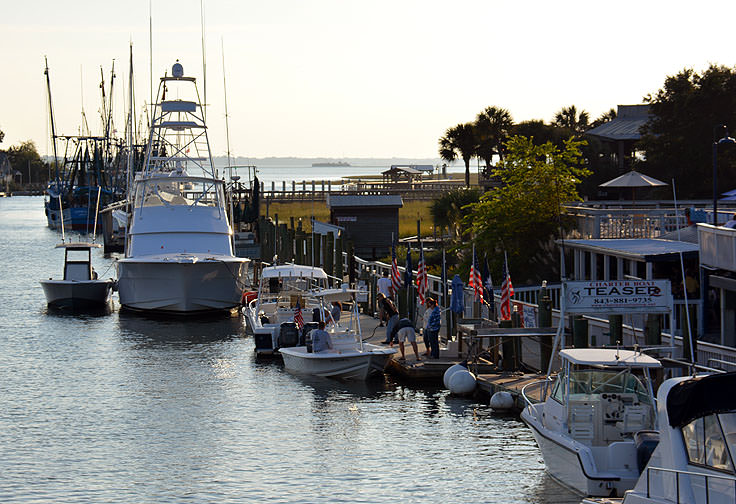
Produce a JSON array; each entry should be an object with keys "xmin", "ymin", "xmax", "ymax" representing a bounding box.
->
[{"xmin": 2, "ymin": 0, "xmax": 736, "ymax": 159}]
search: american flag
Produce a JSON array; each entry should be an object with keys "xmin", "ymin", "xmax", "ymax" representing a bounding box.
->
[
  {"xmin": 500, "ymin": 252, "xmax": 514, "ymax": 320},
  {"xmin": 468, "ymin": 245, "xmax": 483, "ymax": 303},
  {"xmin": 294, "ymin": 301, "xmax": 304, "ymax": 329},
  {"xmin": 390, "ymin": 242, "xmax": 402, "ymax": 294},
  {"xmin": 416, "ymin": 244, "xmax": 428, "ymax": 305}
]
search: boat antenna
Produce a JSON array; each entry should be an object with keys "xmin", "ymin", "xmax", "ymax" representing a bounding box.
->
[
  {"xmin": 58, "ymin": 194, "xmax": 66, "ymax": 242},
  {"xmin": 149, "ymin": 0, "xmax": 153, "ymax": 115},
  {"xmin": 222, "ymin": 38, "xmax": 232, "ymax": 181},
  {"xmin": 200, "ymin": 0, "xmax": 207, "ymax": 122},
  {"xmin": 44, "ymin": 57, "xmax": 60, "ymax": 189},
  {"xmin": 93, "ymin": 186, "xmax": 102, "ymax": 242},
  {"xmin": 672, "ymin": 178, "xmax": 696, "ymax": 368},
  {"xmin": 80, "ymin": 65, "xmax": 90, "ymax": 136},
  {"xmin": 222, "ymin": 37, "xmax": 235, "ymax": 248}
]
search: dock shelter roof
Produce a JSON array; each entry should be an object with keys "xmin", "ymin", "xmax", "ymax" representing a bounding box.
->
[{"xmin": 560, "ymin": 238, "xmax": 700, "ymax": 262}]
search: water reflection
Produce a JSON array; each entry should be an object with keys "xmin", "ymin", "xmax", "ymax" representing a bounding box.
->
[{"xmin": 117, "ymin": 310, "xmax": 245, "ymax": 345}]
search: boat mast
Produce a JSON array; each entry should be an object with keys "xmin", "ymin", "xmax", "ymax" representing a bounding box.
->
[
  {"xmin": 44, "ymin": 57, "xmax": 60, "ymax": 189},
  {"xmin": 222, "ymin": 38, "xmax": 235, "ymax": 242},
  {"xmin": 127, "ymin": 43, "xmax": 134, "ymax": 204}
]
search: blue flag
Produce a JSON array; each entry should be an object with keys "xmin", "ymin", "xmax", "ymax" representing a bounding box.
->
[
  {"xmin": 404, "ymin": 245, "xmax": 413, "ymax": 288},
  {"xmin": 482, "ymin": 256, "xmax": 494, "ymax": 314}
]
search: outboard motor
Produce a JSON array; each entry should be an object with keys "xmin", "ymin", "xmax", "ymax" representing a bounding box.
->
[
  {"xmin": 635, "ymin": 430, "xmax": 659, "ymax": 473},
  {"xmin": 278, "ymin": 322, "xmax": 299, "ymax": 348},
  {"xmin": 300, "ymin": 322, "xmax": 319, "ymax": 346}
]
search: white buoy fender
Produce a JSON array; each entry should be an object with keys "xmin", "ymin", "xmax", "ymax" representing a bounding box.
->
[
  {"xmin": 448, "ymin": 369, "xmax": 476, "ymax": 395},
  {"xmin": 490, "ymin": 391, "xmax": 515, "ymax": 411},
  {"xmin": 443, "ymin": 362, "xmax": 468, "ymax": 389}
]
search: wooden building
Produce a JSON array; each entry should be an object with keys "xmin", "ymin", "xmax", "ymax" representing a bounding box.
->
[{"xmin": 327, "ymin": 194, "xmax": 403, "ymax": 259}]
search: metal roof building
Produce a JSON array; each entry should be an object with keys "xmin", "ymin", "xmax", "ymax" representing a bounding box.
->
[
  {"xmin": 585, "ymin": 104, "xmax": 650, "ymax": 171},
  {"xmin": 327, "ymin": 195, "xmax": 403, "ymax": 259}
]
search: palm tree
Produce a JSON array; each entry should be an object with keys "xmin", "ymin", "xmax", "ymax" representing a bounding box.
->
[
  {"xmin": 438, "ymin": 123, "xmax": 476, "ymax": 187},
  {"xmin": 591, "ymin": 108, "xmax": 617, "ymax": 128},
  {"xmin": 552, "ymin": 105, "xmax": 590, "ymax": 134},
  {"xmin": 474, "ymin": 106, "xmax": 513, "ymax": 170}
]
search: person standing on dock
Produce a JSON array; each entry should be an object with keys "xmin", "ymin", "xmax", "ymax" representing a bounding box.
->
[
  {"xmin": 390, "ymin": 317, "xmax": 420, "ymax": 362},
  {"xmin": 378, "ymin": 293, "xmax": 399, "ymax": 344},
  {"xmin": 377, "ymin": 271, "xmax": 393, "ymax": 327},
  {"xmin": 424, "ymin": 298, "xmax": 441, "ymax": 359}
]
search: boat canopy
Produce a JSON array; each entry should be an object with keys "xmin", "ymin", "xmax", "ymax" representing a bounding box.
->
[
  {"xmin": 261, "ymin": 264, "xmax": 328, "ymax": 280},
  {"xmin": 667, "ymin": 372, "xmax": 736, "ymax": 428},
  {"xmin": 312, "ymin": 288, "xmax": 359, "ymax": 302},
  {"xmin": 560, "ymin": 348, "xmax": 661, "ymax": 368}
]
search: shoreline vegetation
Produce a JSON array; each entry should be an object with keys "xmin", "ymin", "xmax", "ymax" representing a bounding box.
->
[
  {"xmin": 259, "ymin": 171, "xmax": 474, "ymax": 237},
  {"xmin": 260, "ymin": 199, "xmax": 434, "ymax": 238}
]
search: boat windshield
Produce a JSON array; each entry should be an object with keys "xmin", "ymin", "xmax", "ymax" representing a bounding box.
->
[
  {"xmin": 681, "ymin": 412, "xmax": 736, "ymax": 473},
  {"xmin": 262, "ymin": 276, "xmax": 324, "ymax": 296},
  {"xmin": 566, "ymin": 369, "xmax": 652, "ymax": 404},
  {"xmin": 134, "ymin": 178, "xmax": 223, "ymax": 209}
]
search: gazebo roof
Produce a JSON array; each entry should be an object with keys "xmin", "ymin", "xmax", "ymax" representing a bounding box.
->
[{"xmin": 586, "ymin": 104, "xmax": 650, "ymax": 141}]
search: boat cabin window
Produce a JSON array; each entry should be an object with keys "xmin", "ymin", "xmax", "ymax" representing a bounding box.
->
[
  {"xmin": 567, "ymin": 369, "xmax": 651, "ymax": 405},
  {"xmin": 551, "ymin": 373, "xmax": 564, "ymax": 403},
  {"xmin": 135, "ymin": 179, "xmax": 223, "ymax": 209},
  {"xmin": 682, "ymin": 414, "xmax": 735, "ymax": 473}
]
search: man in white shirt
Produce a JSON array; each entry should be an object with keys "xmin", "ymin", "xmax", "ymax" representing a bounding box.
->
[{"xmin": 376, "ymin": 271, "xmax": 393, "ymax": 327}]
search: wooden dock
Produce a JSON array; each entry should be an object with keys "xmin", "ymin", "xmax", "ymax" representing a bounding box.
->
[{"xmin": 474, "ymin": 372, "xmax": 547, "ymax": 410}]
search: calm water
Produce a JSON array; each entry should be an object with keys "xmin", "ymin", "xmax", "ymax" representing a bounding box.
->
[{"xmin": 0, "ymin": 196, "xmax": 578, "ymax": 503}]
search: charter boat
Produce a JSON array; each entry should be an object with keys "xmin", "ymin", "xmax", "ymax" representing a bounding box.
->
[
  {"xmin": 40, "ymin": 242, "xmax": 113, "ymax": 309},
  {"xmin": 116, "ymin": 61, "xmax": 249, "ymax": 313},
  {"xmin": 279, "ymin": 288, "xmax": 396, "ymax": 381},
  {"xmin": 521, "ymin": 348, "xmax": 661, "ymax": 497},
  {"xmin": 246, "ymin": 264, "xmax": 331, "ymax": 355},
  {"xmin": 582, "ymin": 372, "xmax": 736, "ymax": 504}
]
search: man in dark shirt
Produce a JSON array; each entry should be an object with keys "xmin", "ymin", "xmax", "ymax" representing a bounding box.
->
[{"xmin": 378, "ymin": 293, "xmax": 399, "ymax": 344}]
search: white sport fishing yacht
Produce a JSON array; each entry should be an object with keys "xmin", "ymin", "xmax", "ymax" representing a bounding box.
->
[
  {"xmin": 116, "ymin": 61, "xmax": 249, "ymax": 313},
  {"xmin": 521, "ymin": 348, "xmax": 661, "ymax": 497},
  {"xmin": 583, "ymin": 372, "xmax": 736, "ymax": 504}
]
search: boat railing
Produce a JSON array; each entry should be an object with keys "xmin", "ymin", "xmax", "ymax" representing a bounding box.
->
[
  {"xmin": 521, "ymin": 377, "xmax": 553, "ymax": 409},
  {"xmin": 645, "ymin": 466, "xmax": 736, "ymax": 504}
]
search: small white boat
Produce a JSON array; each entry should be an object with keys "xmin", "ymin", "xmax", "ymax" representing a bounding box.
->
[
  {"xmin": 40, "ymin": 242, "xmax": 113, "ymax": 309},
  {"xmin": 246, "ymin": 264, "xmax": 331, "ymax": 356},
  {"xmin": 279, "ymin": 288, "xmax": 396, "ymax": 380},
  {"xmin": 583, "ymin": 372, "xmax": 736, "ymax": 504},
  {"xmin": 521, "ymin": 348, "xmax": 661, "ymax": 497}
]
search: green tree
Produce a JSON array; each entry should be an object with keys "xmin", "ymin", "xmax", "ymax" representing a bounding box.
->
[
  {"xmin": 474, "ymin": 106, "xmax": 514, "ymax": 169},
  {"xmin": 552, "ymin": 105, "xmax": 590, "ymax": 135},
  {"xmin": 430, "ymin": 188, "xmax": 481, "ymax": 240},
  {"xmin": 6, "ymin": 140, "xmax": 49, "ymax": 186},
  {"xmin": 591, "ymin": 108, "xmax": 617, "ymax": 128},
  {"xmin": 0, "ymin": 128, "xmax": 4, "ymax": 144},
  {"xmin": 639, "ymin": 64, "xmax": 736, "ymax": 199},
  {"xmin": 439, "ymin": 123, "xmax": 477, "ymax": 187},
  {"xmin": 512, "ymin": 120, "xmax": 572, "ymax": 148},
  {"xmin": 465, "ymin": 136, "xmax": 590, "ymax": 283}
]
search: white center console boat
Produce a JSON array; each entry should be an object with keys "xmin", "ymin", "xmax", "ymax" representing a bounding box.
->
[{"xmin": 521, "ymin": 348, "xmax": 661, "ymax": 497}]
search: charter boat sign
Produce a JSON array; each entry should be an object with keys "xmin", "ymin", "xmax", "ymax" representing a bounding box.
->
[{"xmin": 564, "ymin": 279, "xmax": 673, "ymax": 314}]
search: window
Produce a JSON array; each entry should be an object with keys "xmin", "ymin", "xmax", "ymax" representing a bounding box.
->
[
  {"xmin": 551, "ymin": 373, "xmax": 564, "ymax": 403},
  {"xmin": 682, "ymin": 414, "xmax": 735, "ymax": 472}
]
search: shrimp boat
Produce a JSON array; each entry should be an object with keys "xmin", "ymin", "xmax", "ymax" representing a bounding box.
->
[
  {"xmin": 116, "ymin": 61, "xmax": 249, "ymax": 313},
  {"xmin": 521, "ymin": 348, "xmax": 661, "ymax": 497}
]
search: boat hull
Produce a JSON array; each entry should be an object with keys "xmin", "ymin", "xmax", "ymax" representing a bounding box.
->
[
  {"xmin": 117, "ymin": 257, "xmax": 248, "ymax": 313},
  {"xmin": 40, "ymin": 279, "xmax": 113, "ymax": 309},
  {"xmin": 280, "ymin": 345, "xmax": 395, "ymax": 381},
  {"xmin": 521, "ymin": 404, "xmax": 637, "ymax": 497}
]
